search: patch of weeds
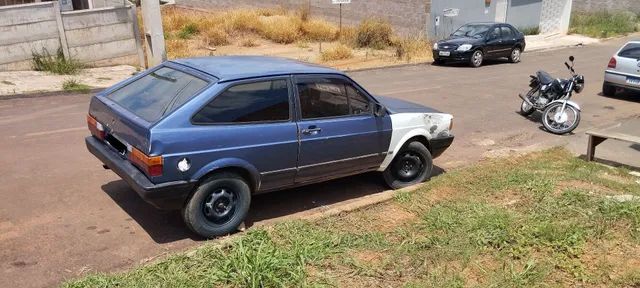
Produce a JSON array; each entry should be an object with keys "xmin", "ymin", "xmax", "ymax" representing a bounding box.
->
[
  {"xmin": 96, "ymin": 77, "xmax": 112, "ymax": 81},
  {"xmin": 202, "ymin": 27, "xmax": 229, "ymax": 46},
  {"xmin": 240, "ymin": 37, "xmax": 259, "ymax": 47},
  {"xmin": 62, "ymin": 79, "xmax": 91, "ymax": 93},
  {"xmin": 355, "ymin": 18, "xmax": 393, "ymax": 49},
  {"xmin": 393, "ymin": 36, "xmax": 431, "ymax": 61},
  {"xmin": 177, "ymin": 22, "xmax": 199, "ymax": 39},
  {"xmin": 32, "ymin": 48, "xmax": 83, "ymax": 75},
  {"xmin": 490, "ymin": 260, "xmax": 549, "ymax": 287},
  {"xmin": 570, "ymin": 11, "xmax": 639, "ymax": 38},
  {"xmin": 301, "ymin": 19, "xmax": 338, "ymax": 42},
  {"xmin": 1, "ymin": 80, "xmax": 15, "ymax": 85},
  {"xmin": 519, "ymin": 26, "xmax": 540, "ymax": 35},
  {"xmin": 320, "ymin": 44, "xmax": 353, "ymax": 61}
]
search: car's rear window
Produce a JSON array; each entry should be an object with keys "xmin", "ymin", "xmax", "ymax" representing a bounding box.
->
[
  {"xmin": 618, "ymin": 43, "xmax": 640, "ymax": 59},
  {"xmin": 106, "ymin": 67, "xmax": 209, "ymax": 122}
]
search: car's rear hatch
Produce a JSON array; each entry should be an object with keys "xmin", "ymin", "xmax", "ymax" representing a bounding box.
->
[
  {"xmin": 613, "ymin": 42, "xmax": 640, "ymax": 77},
  {"xmin": 87, "ymin": 64, "xmax": 213, "ymax": 179}
]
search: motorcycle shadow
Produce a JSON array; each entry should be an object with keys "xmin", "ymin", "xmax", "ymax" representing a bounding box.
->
[{"xmin": 514, "ymin": 110, "xmax": 576, "ymax": 136}]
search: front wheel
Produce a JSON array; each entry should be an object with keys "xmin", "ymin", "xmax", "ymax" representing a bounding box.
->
[
  {"xmin": 541, "ymin": 102, "xmax": 581, "ymax": 135},
  {"xmin": 182, "ymin": 172, "xmax": 251, "ymax": 238},
  {"xmin": 509, "ymin": 47, "xmax": 522, "ymax": 63},
  {"xmin": 469, "ymin": 50, "xmax": 483, "ymax": 68},
  {"xmin": 383, "ymin": 141, "xmax": 433, "ymax": 189}
]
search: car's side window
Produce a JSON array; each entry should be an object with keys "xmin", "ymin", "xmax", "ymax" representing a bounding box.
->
[
  {"xmin": 501, "ymin": 27, "xmax": 513, "ymax": 39},
  {"xmin": 345, "ymin": 84, "xmax": 372, "ymax": 115},
  {"xmin": 297, "ymin": 79, "xmax": 350, "ymax": 119},
  {"xmin": 488, "ymin": 27, "xmax": 501, "ymax": 40},
  {"xmin": 192, "ymin": 79, "xmax": 290, "ymax": 124}
]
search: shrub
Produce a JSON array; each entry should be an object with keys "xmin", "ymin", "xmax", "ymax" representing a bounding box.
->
[
  {"xmin": 166, "ymin": 39, "xmax": 190, "ymax": 59},
  {"xmin": 240, "ymin": 37, "xmax": 259, "ymax": 47},
  {"xmin": 320, "ymin": 44, "xmax": 353, "ymax": 61},
  {"xmin": 355, "ymin": 18, "xmax": 393, "ymax": 49},
  {"xmin": 202, "ymin": 27, "xmax": 229, "ymax": 46},
  {"xmin": 260, "ymin": 15, "xmax": 301, "ymax": 44},
  {"xmin": 177, "ymin": 22, "xmax": 199, "ymax": 39},
  {"xmin": 302, "ymin": 19, "xmax": 338, "ymax": 41},
  {"xmin": 226, "ymin": 9, "xmax": 264, "ymax": 34},
  {"xmin": 162, "ymin": 7, "xmax": 193, "ymax": 33},
  {"xmin": 570, "ymin": 11, "xmax": 638, "ymax": 38},
  {"xmin": 520, "ymin": 26, "xmax": 540, "ymax": 35},
  {"xmin": 338, "ymin": 26, "xmax": 357, "ymax": 47},
  {"xmin": 62, "ymin": 79, "xmax": 91, "ymax": 93},
  {"xmin": 393, "ymin": 36, "xmax": 431, "ymax": 61},
  {"xmin": 32, "ymin": 48, "xmax": 83, "ymax": 75}
]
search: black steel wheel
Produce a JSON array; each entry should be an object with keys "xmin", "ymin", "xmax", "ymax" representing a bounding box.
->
[
  {"xmin": 383, "ymin": 141, "xmax": 433, "ymax": 189},
  {"xmin": 182, "ymin": 172, "xmax": 251, "ymax": 238}
]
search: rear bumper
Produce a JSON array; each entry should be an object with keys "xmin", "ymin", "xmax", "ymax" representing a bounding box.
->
[
  {"xmin": 432, "ymin": 50, "xmax": 474, "ymax": 62},
  {"xmin": 85, "ymin": 136, "xmax": 195, "ymax": 210},
  {"xmin": 430, "ymin": 135, "xmax": 454, "ymax": 158},
  {"xmin": 604, "ymin": 70, "xmax": 640, "ymax": 91}
]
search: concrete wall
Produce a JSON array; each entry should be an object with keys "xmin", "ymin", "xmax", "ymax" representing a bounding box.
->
[
  {"xmin": 430, "ymin": 0, "xmax": 496, "ymax": 39},
  {"xmin": 0, "ymin": 2, "xmax": 143, "ymax": 71},
  {"xmin": 540, "ymin": 0, "xmax": 571, "ymax": 34},
  {"xmin": 174, "ymin": 0, "xmax": 430, "ymax": 36},
  {"xmin": 507, "ymin": 0, "xmax": 542, "ymax": 30},
  {"xmin": 573, "ymin": 0, "xmax": 640, "ymax": 13}
]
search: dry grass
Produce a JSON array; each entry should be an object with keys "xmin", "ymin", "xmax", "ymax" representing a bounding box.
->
[
  {"xmin": 202, "ymin": 27, "xmax": 229, "ymax": 46},
  {"xmin": 260, "ymin": 15, "xmax": 302, "ymax": 44},
  {"xmin": 393, "ymin": 36, "xmax": 431, "ymax": 61},
  {"xmin": 302, "ymin": 19, "xmax": 338, "ymax": 41},
  {"xmin": 240, "ymin": 37, "xmax": 259, "ymax": 47},
  {"xmin": 320, "ymin": 44, "xmax": 353, "ymax": 61},
  {"xmin": 355, "ymin": 18, "xmax": 393, "ymax": 49}
]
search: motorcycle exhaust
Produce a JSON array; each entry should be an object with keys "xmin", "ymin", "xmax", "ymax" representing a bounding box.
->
[{"xmin": 518, "ymin": 93, "xmax": 535, "ymax": 107}]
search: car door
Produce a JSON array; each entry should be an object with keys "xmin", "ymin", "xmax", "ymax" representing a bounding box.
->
[
  {"xmin": 294, "ymin": 75, "xmax": 390, "ymax": 184},
  {"xmin": 500, "ymin": 26, "xmax": 517, "ymax": 56},
  {"xmin": 485, "ymin": 26, "xmax": 503, "ymax": 57}
]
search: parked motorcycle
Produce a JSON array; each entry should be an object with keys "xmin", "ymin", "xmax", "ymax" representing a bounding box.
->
[{"xmin": 519, "ymin": 56, "xmax": 585, "ymax": 135}]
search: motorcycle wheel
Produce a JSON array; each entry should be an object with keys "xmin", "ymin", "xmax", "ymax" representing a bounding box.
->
[
  {"xmin": 541, "ymin": 102, "xmax": 580, "ymax": 135},
  {"xmin": 520, "ymin": 88, "xmax": 537, "ymax": 116}
]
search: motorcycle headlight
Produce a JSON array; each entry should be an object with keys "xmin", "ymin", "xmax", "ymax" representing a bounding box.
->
[
  {"xmin": 574, "ymin": 83, "xmax": 584, "ymax": 93},
  {"xmin": 433, "ymin": 42, "xmax": 438, "ymax": 50},
  {"xmin": 456, "ymin": 44, "xmax": 472, "ymax": 51}
]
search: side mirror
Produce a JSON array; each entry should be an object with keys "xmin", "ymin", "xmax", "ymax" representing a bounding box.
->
[
  {"xmin": 569, "ymin": 56, "xmax": 575, "ymax": 62},
  {"xmin": 374, "ymin": 103, "xmax": 386, "ymax": 117}
]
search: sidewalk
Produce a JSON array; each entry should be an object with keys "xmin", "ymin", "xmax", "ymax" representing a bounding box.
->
[
  {"xmin": 0, "ymin": 65, "xmax": 136, "ymax": 96},
  {"xmin": 525, "ymin": 33, "xmax": 600, "ymax": 52}
]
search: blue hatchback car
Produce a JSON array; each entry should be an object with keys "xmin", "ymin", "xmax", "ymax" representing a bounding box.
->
[{"xmin": 86, "ymin": 56, "xmax": 454, "ymax": 237}]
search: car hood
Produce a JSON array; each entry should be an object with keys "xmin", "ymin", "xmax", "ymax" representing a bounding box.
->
[
  {"xmin": 374, "ymin": 95, "xmax": 441, "ymax": 114},
  {"xmin": 438, "ymin": 36, "xmax": 483, "ymax": 46}
]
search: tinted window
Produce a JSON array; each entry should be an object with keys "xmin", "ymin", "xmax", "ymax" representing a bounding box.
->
[
  {"xmin": 501, "ymin": 27, "xmax": 513, "ymax": 39},
  {"xmin": 107, "ymin": 67, "xmax": 208, "ymax": 122},
  {"xmin": 618, "ymin": 43, "xmax": 640, "ymax": 59},
  {"xmin": 192, "ymin": 80, "xmax": 290, "ymax": 123},
  {"xmin": 488, "ymin": 27, "xmax": 501, "ymax": 40},
  {"xmin": 345, "ymin": 84, "xmax": 371, "ymax": 115},
  {"xmin": 298, "ymin": 79, "xmax": 349, "ymax": 119}
]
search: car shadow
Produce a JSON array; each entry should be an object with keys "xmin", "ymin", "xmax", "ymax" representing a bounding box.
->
[
  {"xmin": 432, "ymin": 58, "xmax": 511, "ymax": 68},
  {"xmin": 598, "ymin": 90, "xmax": 640, "ymax": 103},
  {"xmin": 101, "ymin": 165, "xmax": 446, "ymax": 243}
]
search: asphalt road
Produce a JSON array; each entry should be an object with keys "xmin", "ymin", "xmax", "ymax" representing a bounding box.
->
[{"xmin": 1, "ymin": 36, "xmax": 639, "ymax": 287}]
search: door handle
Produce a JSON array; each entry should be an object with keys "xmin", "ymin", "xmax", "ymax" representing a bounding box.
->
[{"xmin": 302, "ymin": 126, "xmax": 322, "ymax": 135}]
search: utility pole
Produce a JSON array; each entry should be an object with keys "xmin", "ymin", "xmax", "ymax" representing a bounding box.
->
[{"xmin": 140, "ymin": 0, "xmax": 166, "ymax": 67}]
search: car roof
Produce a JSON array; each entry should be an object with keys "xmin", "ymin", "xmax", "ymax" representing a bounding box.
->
[{"xmin": 171, "ymin": 56, "xmax": 343, "ymax": 82}]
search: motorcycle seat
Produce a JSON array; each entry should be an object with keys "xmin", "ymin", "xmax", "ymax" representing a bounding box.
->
[{"xmin": 536, "ymin": 70, "xmax": 555, "ymax": 85}]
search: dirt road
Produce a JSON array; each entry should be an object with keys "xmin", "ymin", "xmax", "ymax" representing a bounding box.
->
[{"xmin": 1, "ymin": 36, "xmax": 638, "ymax": 287}]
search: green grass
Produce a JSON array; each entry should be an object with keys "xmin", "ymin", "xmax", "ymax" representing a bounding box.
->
[
  {"xmin": 519, "ymin": 26, "xmax": 540, "ymax": 35},
  {"xmin": 177, "ymin": 23, "xmax": 199, "ymax": 39},
  {"xmin": 32, "ymin": 48, "xmax": 83, "ymax": 75},
  {"xmin": 570, "ymin": 11, "xmax": 639, "ymax": 38},
  {"xmin": 62, "ymin": 79, "xmax": 91, "ymax": 93},
  {"xmin": 64, "ymin": 148, "xmax": 640, "ymax": 287}
]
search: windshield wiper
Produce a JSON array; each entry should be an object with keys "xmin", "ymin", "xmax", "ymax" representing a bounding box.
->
[{"xmin": 150, "ymin": 72, "xmax": 177, "ymax": 82}]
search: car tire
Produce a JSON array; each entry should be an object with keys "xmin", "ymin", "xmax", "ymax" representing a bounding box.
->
[
  {"xmin": 182, "ymin": 172, "xmax": 251, "ymax": 238},
  {"xmin": 509, "ymin": 47, "xmax": 522, "ymax": 63},
  {"xmin": 602, "ymin": 83, "xmax": 615, "ymax": 96},
  {"xmin": 383, "ymin": 141, "xmax": 433, "ymax": 190},
  {"xmin": 469, "ymin": 50, "xmax": 483, "ymax": 68}
]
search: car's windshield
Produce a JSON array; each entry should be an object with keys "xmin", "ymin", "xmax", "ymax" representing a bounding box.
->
[
  {"xmin": 618, "ymin": 43, "xmax": 640, "ymax": 59},
  {"xmin": 106, "ymin": 67, "xmax": 210, "ymax": 122},
  {"xmin": 452, "ymin": 24, "xmax": 491, "ymax": 39}
]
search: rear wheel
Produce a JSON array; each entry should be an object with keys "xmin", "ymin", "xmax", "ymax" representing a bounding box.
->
[
  {"xmin": 383, "ymin": 141, "xmax": 433, "ymax": 189},
  {"xmin": 509, "ymin": 47, "xmax": 522, "ymax": 63},
  {"xmin": 520, "ymin": 87, "xmax": 538, "ymax": 116},
  {"xmin": 470, "ymin": 50, "xmax": 484, "ymax": 68},
  {"xmin": 602, "ymin": 83, "xmax": 615, "ymax": 96},
  {"xmin": 182, "ymin": 172, "xmax": 251, "ymax": 238}
]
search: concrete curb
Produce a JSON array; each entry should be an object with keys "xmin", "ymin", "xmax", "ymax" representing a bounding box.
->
[{"xmin": 0, "ymin": 87, "xmax": 102, "ymax": 101}]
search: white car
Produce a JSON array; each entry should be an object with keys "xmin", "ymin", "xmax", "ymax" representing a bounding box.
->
[{"xmin": 603, "ymin": 41, "xmax": 640, "ymax": 96}]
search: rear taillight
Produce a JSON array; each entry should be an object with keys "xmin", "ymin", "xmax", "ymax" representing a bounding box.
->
[
  {"xmin": 87, "ymin": 114, "xmax": 105, "ymax": 140},
  {"xmin": 128, "ymin": 146, "xmax": 163, "ymax": 177},
  {"xmin": 608, "ymin": 57, "xmax": 617, "ymax": 69}
]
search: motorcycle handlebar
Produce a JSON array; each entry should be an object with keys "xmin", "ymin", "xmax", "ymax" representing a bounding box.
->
[{"xmin": 564, "ymin": 62, "xmax": 571, "ymax": 70}]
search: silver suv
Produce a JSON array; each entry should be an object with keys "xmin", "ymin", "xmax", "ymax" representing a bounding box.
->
[{"xmin": 603, "ymin": 41, "xmax": 640, "ymax": 96}]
